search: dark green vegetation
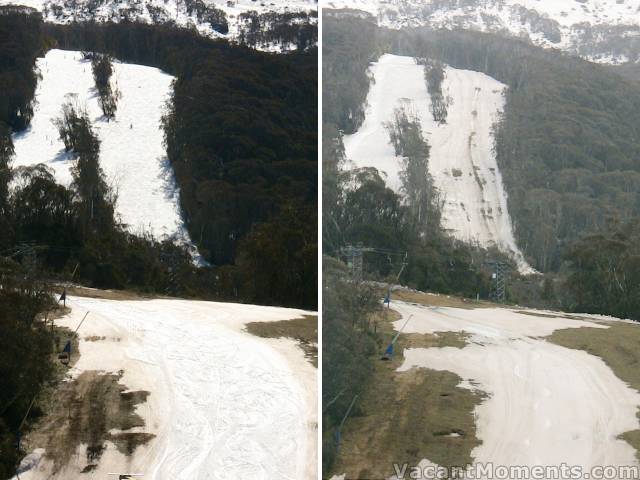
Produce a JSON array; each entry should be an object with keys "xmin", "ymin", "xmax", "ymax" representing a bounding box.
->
[
  {"xmin": 322, "ymin": 12, "xmax": 640, "ymax": 476},
  {"xmin": 322, "ymin": 257, "xmax": 381, "ymax": 473},
  {"xmin": 0, "ymin": 7, "xmax": 43, "ymax": 249},
  {"xmin": 323, "ymin": 259, "xmax": 483, "ymax": 477},
  {"xmin": 323, "ymin": 14, "xmax": 494, "ymax": 299},
  {"xmin": 238, "ymin": 10, "xmax": 318, "ymax": 51},
  {"xmin": 1, "ymin": 10, "xmax": 316, "ymax": 309},
  {"xmin": 182, "ymin": 0, "xmax": 228, "ymax": 35},
  {"xmin": 564, "ymin": 222, "xmax": 640, "ymax": 320},
  {"xmin": 245, "ymin": 315, "xmax": 318, "ymax": 366},
  {"xmin": 47, "ymin": 20, "xmax": 317, "ymax": 309},
  {"xmin": 89, "ymin": 53, "xmax": 118, "ymax": 119},
  {"xmin": 324, "ymin": 12, "xmax": 640, "ymax": 319},
  {"xmin": 0, "ymin": 260, "xmax": 57, "ymax": 478}
]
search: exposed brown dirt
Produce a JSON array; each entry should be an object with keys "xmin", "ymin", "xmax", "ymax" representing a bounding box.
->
[
  {"xmin": 65, "ymin": 286, "xmax": 154, "ymax": 301},
  {"xmin": 25, "ymin": 371, "xmax": 154, "ymax": 473},
  {"xmin": 389, "ymin": 289, "xmax": 495, "ymax": 310},
  {"xmin": 332, "ymin": 309, "xmax": 484, "ymax": 479},
  {"xmin": 245, "ymin": 315, "xmax": 318, "ymax": 367}
]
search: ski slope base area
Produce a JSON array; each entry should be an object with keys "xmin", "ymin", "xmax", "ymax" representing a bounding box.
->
[
  {"xmin": 343, "ymin": 54, "xmax": 533, "ymax": 273},
  {"xmin": 15, "ymin": 296, "xmax": 317, "ymax": 480},
  {"xmin": 329, "ymin": 300, "xmax": 640, "ymax": 480},
  {"xmin": 11, "ymin": 49, "xmax": 200, "ymax": 257},
  {"xmin": 392, "ymin": 301, "xmax": 640, "ymax": 478}
]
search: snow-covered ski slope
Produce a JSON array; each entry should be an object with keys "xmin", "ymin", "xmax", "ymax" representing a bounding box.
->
[
  {"xmin": 325, "ymin": 0, "xmax": 640, "ymax": 64},
  {"xmin": 390, "ymin": 301, "xmax": 640, "ymax": 477},
  {"xmin": 11, "ymin": 49, "xmax": 201, "ymax": 258},
  {"xmin": 16, "ymin": 296, "xmax": 317, "ymax": 479},
  {"xmin": 344, "ymin": 54, "xmax": 532, "ymax": 273}
]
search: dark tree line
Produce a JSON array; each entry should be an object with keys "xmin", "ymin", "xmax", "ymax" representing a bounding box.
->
[
  {"xmin": 418, "ymin": 58, "xmax": 449, "ymax": 124},
  {"xmin": 384, "ymin": 27, "xmax": 640, "ymax": 275},
  {"xmin": 88, "ymin": 52, "xmax": 119, "ymax": 119},
  {"xmin": 324, "ymin": 13, "xmax": 640, "ymax": 319},
  {"xmin": 322, "ymin": 258, "xmax": 381, "ymax": 473},
  {"xmin": 564, "ymin": 221, "xmax": 640, "ymax": 320},
  {"xmin": 183, "ymin": 0, "xmax": 228, "ymax": 35},
  {"xmin": 1, "ymin": 16, "xmax": 316, "ymax": 309},
  {"xmin": 323, "ymin": 14, "xmax": 493, "ymax": 298},
  {"xmin": 54, "ymin": 102, "xmax": 115, "ymax": 236},
  {"xmin": 0, "ymin": 7, "xmax": 43, "ymax": 253},
  {"xmin": 237, "ymin": 10, "xmax": 317, "ymax": 51},
  {"xmin": 0, "ymin": 265, "xmax": 56, "ymax": 479}
]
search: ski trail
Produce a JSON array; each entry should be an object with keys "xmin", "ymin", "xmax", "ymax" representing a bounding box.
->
[
  {"xmin": 10, "ymin": 49, "xmax": 202, "ymax": 261},
  {"xmin": 15, "ymin": 296, "xmax": 316, "ymax": 480},
  {"xmin": 392, "ymin": 301, "xmax": 640, "ymax": 474},
  {"xmin": 343, "ymin": 54, "xmax": 533, "ymax": 273}
]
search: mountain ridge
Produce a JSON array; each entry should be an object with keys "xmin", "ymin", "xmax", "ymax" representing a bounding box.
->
[{"xmin": 324, "ymin": 0, "xmax": 640, "ymax": 64}]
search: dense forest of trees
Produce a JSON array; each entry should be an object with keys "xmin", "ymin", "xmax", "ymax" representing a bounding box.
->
[
  {"xmin": 89, "ymin": 52, "xmax": 119, "ymax": 119},
  {"xmin": 46, "ymin": 20, "xmax": 318, "ymax": 308},
  {"xmin": 564, "ymin": 221, "xmax": 640, "ymax": 320},
  {"xmin": 0, "ymin": 15, "xmax": 62, "ymax": 464},
  {"xmin": 237, "ymin": 10, "xmax": 318, "ymax": 51},
  {"xmin": 324, "ymin": 13, "xmax": 640, "ymax": 321},
  {"xmin": 322, "ymin": 257, "xmax": 381, "ymax": 473},
  {"xmin": 323, "ymin": 14, "xmax": 493, "ymax": 296},
  {"xmin": 0, "ymin": 264, "xmax": 56, "ymax": 478},
  {"xmin": 384, "ymin": 27, "xmax": 640, "ymax": 275},
  {"xmin": 0, "ymin": 14, "xmax": 317, "ymax": 309},
  {"xmin": 1, "ymin": 9, "xmax": 316, "ymax": 475}
]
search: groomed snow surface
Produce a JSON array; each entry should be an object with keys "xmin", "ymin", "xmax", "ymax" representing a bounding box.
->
[
  {"xmin": 344, "ymin": 54, "xmax": 533, "ymax": 273},
  {"xmin": 10, "ymin": 50, "xmax": 202, "ymax": 261},
  {"xmin": 391, "ymin": 301, "xmax": 640, "ymax": 478},
  {"xmin": 15, "ymin": 296, "xmax": 317, "ymax": 480},
  {"xmin": 332, "ymin": 301, "xmax": 640, "ymax": 480}
]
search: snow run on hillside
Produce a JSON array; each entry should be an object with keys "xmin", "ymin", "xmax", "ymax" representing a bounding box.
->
[
  {"xmin": 391, "ymin": 300, "xmax": 640, "ymax": 476},
  {"xmin": 10, "ymin": 49, "xmax": 202, "ymax": 260},
  {"xmin": 14, "ymin": 296, "xmax": 317, "ymax": 479},
  {"xmin": 324, "ymin": 0, "xmax": 640, "ymax": 64},
  {"xmin": 343, "ymin": 54, "xmax": 533, "ymax": 273}
]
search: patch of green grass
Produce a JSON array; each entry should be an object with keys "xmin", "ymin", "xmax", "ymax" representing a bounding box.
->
[
  {"xmin": 332, "ymin": 310, "xmax": 484, "ymax": 479},
  {"xmin": 546, "ymin": 321, "xmax": 640, "ymax": 460},
  {"xmin": 245, "ymin": 315, "xmax": 318, "ymax": 366}
]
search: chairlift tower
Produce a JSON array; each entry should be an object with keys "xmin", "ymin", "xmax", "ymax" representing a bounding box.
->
[
  {"xmin": 340, "ymin": 244, "xmax": 366, "ymax": 282},
  {"xmin": 339, "ymin": 245, "xmax": 407, "ymax": 284},
  {"xmin": 486, "ymin": 260, "xmax": 508, "ymax": 303},
  {"xmin": 19, "ymin": 243, "xmax": 37, "ymax": 279}
]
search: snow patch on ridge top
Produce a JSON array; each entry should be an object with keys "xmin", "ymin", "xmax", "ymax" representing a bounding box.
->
[
  {"xmin": 325, "ymin": 0, "xmax": 640, "ymax": 64},
  {"xmin": 0, "ymin": 0, "xmax": 316, "ymax": 50},
  {"xmin": 343, "ymin": 54, "xmax": 534, "ymax": 274},
  {"xmin": 10, "ymin": 49, "xmax": 203, "ymax": 262}
]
